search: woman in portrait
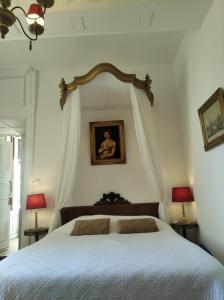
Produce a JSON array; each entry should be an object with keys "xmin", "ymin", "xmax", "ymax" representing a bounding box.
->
[{"xmin": 98, "ymin": 130, "xmax": 116, "ymax": 159}]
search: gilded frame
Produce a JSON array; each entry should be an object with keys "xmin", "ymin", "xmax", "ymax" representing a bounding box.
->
[
  {"xmin": 198, "ymin": 88, "xmax": 224, "ymax": 151},
  {"xmin": 89, "ymin": 120, "xmax": 126, "ymax": 165}
]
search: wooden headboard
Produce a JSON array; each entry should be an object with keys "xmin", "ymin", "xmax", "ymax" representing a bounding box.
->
[{"xmin": 60, "ymin": 192, "xmax": 159, "ymax": 225}]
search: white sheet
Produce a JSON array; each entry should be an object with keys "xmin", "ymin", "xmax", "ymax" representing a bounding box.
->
[{"xmin": 0, "ymin": 217, "xmax": 224, "ymax": 300}]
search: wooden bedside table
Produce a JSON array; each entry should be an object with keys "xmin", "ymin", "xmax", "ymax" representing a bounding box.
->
[
  {"xmin": 24, "ymin": 227, "xmax": 48, "ymax": 243},
  {"xmin": 171, "ymin": 222, "xmax": 198, "ymax": 243}
]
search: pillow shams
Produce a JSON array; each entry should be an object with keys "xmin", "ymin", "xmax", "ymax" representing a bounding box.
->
[
  {"xmin": 71, "ymin": 218, "xmax": 110, "ymax": 236},
  {"xmin": 118, "ymin": 218, "xmax": 159, "ymax": 234}
]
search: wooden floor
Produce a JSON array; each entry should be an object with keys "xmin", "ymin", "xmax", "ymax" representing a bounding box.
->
[{"xmin": 0, "ymin": 238, "xmax": 18, "ymax": 257}]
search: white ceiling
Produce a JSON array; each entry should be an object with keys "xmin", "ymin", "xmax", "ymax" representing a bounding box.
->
[
  {"xmin": 0, "ymin": 0, "xmax": 214, "ymax": 68},
  {"xmin": 12, "ymin": 0, "xmax": 213, "ymax": 14}
]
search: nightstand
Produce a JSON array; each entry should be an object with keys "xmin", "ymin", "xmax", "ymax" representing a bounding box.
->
[
  {"xmin": 24, "ymin": 227, "xmax": 48, "ymax": 243},
  {"xmin": 171, "ymin": 222, "xmax": 198, "ymax": 243}
]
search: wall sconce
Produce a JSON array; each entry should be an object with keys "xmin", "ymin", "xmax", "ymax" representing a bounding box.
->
[{"xmin": 0, "ymin": 0, "xmax": 54, "ymax": 50}]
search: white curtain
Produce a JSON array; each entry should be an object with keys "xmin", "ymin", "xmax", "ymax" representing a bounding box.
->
[
  {"xmin": 49, "ymin": 89, "xmax": 81, "ymax": 231},
  {"xmin": 130, "ymin": 85, "xmax": 163, "ymax": 203}
]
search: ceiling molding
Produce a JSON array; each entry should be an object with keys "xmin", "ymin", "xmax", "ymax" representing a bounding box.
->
[
  {"xmin": 0, "ymin": 0, "xmax": 214, "ymax": 68},
  {"xmin": 1, "ymin": 0, "xmax": 213, "ymax": 41}
]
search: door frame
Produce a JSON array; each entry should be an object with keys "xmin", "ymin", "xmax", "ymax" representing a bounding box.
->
[
  {"xmin": 0, "ymin": 137, "xmax": 13, "ymax": 251},
  {"xmin": 18, "ymin": 113, "xmax": 35, "ymax": 249},
  {"xmin": 0, "ymin": 67, "xmax": 36, "ymax": 249}
]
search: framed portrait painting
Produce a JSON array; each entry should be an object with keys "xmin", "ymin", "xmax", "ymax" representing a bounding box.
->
[
  {"xmin": 198, "ymin": 88, "xmax": 224, "ymax": 151},
  {"xmin": 89, "ymin": 120, "xmax": 126, "ymax": 165}
]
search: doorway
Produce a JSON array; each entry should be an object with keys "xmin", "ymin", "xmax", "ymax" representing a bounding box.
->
[{"xmin": 0, "ymin": 120, "xmax": 24, "ymax": 255}]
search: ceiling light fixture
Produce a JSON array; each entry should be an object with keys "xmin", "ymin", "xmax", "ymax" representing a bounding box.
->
[{"xmin": 0, "ymin": 0, "xmax": 54, "ymax": 50}]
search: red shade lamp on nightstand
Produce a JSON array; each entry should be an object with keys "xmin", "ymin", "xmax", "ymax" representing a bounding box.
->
[
  {"xmin": 172, "ymin": 187, "xmax": 194, "ymax": 223},
  {"xmin": 26, "ymin": 193, "xmax": 46, "ymax": 228}
]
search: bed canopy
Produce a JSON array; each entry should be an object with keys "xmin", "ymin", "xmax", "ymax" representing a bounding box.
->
[
  {"xmin": 59, "ymin": 63, "xmax": 154, "ymax": 110},
  {"xmin": 49, "ymin": 63, "xmax": 163, "ymax": 231}
]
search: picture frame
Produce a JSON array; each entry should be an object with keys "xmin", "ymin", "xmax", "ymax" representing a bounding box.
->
[
  {"xmin": 89, "ymin": 120, "xmax": 126, "ymax": 165},
  {"xmin": 198, "ymin": 88, "xmax": 224, "ymax": 151}
]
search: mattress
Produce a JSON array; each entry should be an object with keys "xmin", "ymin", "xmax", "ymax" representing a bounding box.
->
[{"xmin": 0, "ymin": 215, "xmax": 223, "ymax": 300}]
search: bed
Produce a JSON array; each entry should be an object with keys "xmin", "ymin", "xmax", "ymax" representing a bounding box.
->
[{"xmin": 0, "ymin": 198, "xmax": 224, "ymax": 300}]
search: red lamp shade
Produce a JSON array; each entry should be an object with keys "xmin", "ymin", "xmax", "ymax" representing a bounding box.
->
[
  {"xmin": 26, "ymin": 193, "xmax": 46, "ymax": 209},
  {"xmin": 172, "ymin": 187, "xmax": 194, "ymax": 203},
  {"xmin": 28, "ymin": 3, "xmax": 43, "ymax": 17},
  {"xmin": 26, "ymin": 4, "xmax": 44, "ymax": 26}
]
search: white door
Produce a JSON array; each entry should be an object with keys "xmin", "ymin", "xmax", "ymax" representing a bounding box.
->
[{"xmin": 0, "ymin": 138, "xmax": 13, "ymax": 251}]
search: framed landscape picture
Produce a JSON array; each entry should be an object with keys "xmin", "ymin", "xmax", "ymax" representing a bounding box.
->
[
  {"xmin": 198, "ymin": 88, "xmax": 224, "ymax": 151},
  {"xmin": 89, "ymin": 120, "xmax": 126, "ymax": 165}
]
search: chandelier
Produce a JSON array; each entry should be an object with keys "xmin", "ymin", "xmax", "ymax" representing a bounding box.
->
[{"xmin": 0, "ymin": 0, "xmax": 54, "ymax": 50}]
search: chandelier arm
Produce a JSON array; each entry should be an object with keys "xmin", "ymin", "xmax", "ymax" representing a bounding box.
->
[
  {"xmin": 0, "ymin": 1, "xmax": 53, "ymax": 48},
  {"xmin": 11, "ymin": 6, "xmax": 27, "ymax": 16},
  {"xmin": 42, "ymin": 5, "xmax": 47, "ymax": 16},
  {"xmin": 15, "ymin": 16, "xmax": 38, "ymax": 41}
]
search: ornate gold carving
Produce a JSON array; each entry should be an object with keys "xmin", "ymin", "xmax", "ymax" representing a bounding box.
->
[
  {"xmin": 36, "ymin": 0, "xmax": 54, "ymax": 8},
  {"xmin": 59, "ymin": 63, "xmax": 154, "ymax": 109},
  {"xmin": 0, "ymin": 7, "xmax": 16, "ymax": 38},
  {"xmin": 59, "ymin": 78, "xmax": 68, "ymax": 110},
  {"xmin": 145, "ymin": 74, "xmax": 154, "ymax": 106},
  {"xmin": 0, "ymin": 0, "xmax": 11, "ymax": 9}
]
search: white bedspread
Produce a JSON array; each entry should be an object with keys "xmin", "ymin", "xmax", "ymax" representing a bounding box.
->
[{"xmin": 0, "ymin": 216, "xmax": 224, "ymax": 300}]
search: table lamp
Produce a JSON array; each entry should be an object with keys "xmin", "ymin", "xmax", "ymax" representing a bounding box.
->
[
  {"xmin": 172, "ymin": 187, "xmax": 194, "ymax": 223},
  {"xmin": 26, "ymin": 193, "xmax": 46, "ymax": 228}
]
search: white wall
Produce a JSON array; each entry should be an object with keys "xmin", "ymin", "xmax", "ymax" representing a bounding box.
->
[
  {"xmin": 72, "ymin": 108, "xmax": 156, "ymax": 206},
  {"xmin": 174, "ymin": 0, "xmax": 224, "ymax": 263},
  {"xmin": 31, "ymin": 64, "xmax": 187, "ymax": 229}
]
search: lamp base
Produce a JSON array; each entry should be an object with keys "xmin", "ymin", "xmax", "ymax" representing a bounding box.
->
[{"xmin": 34, "ymin": 211, "xmax": 38, "ymax": 228}]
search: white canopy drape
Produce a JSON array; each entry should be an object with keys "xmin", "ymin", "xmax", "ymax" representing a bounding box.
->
[
  {"xmin": 49, "ymin": 89, "xmax": 81, "ymax": 231},
  {"xmin": 49, "ymin": 81, "xmax": 164, "ymax": 231},
  {"xmin": 130, "ymin": 85, "xmax": 164, "ymax": 203}
]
